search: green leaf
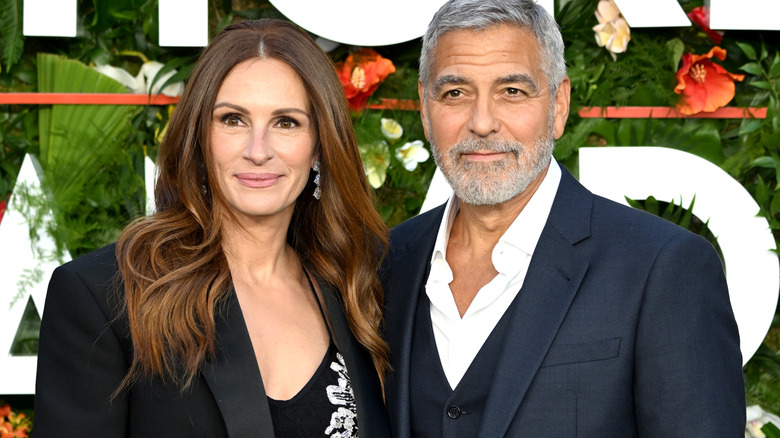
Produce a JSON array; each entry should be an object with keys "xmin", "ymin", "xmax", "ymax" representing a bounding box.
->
[
  {"xmin": 666, "ymin": 38, "xmax": 684, "ymax": 71},
  {"xmin": 750, "ymin": 156, "xmax": 780, "ymax": 171},
  {"xmin": 0, "ymin": 0, "xmax": 25, "ymax": 72},
  {"xmin": 679, "ymin": 196, "xmax": 695, "ymax": 229},
  {"xmin": 739, "ymin": 119, "xmax": 763, "ymax": 135},
  {"xmin": 762, "ymin": 422, "xmax": 780, "ymax": 438},
  {"xmin": 740, "ymin": 62, "xmax": 764, "ymax": 76},
  {"xmin": 737, "ymin": 41, "xmax": 758, "ymax": 61},
  {"xmin": 645, "ymin": 196, "xmax": 659, "ymax": 215},
  {"xmin": 750, "ymin": 81, "xmax": 774, "ymax": 91},
  {"xmin": 770, "ymin": 192, "xmax": 780, "ymax": 215},
  {"xmin": 624, "ymin": 196, "xmax": 643, "ymax": 210},
  {"xmin": 769, "ymin": 53, "xmax": 780, "ymax": 78},
  {"xmin": 755, "ymin": 176, "xmax": 771, "ymax": 206}
]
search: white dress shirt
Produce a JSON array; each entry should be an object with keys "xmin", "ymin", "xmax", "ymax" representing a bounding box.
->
[{"xmin": 424, "ymin": 160, "xmax": 561, "ymax": 389}]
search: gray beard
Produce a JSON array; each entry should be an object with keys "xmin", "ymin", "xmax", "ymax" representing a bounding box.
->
[{"xmin": 431, "ymin": 134, "xmax": 554, "ymax": 206}]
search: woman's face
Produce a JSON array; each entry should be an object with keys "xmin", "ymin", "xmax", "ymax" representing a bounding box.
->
[{"xmin": 209, "ymin": 58, "xmax": 318, "ymax": 224}]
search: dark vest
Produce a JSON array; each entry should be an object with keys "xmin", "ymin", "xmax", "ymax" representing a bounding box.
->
[{"xmin": 410, "ymin": 289, "xmax": 519, "ymax": 437}]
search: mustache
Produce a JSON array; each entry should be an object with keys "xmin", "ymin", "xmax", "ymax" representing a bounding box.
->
[{"xmin": 448, "ymin": 138, "xmax": 523, "ymax": 158}]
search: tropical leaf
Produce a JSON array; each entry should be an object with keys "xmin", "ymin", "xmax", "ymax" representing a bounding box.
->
[
  {"xmin": 36, "ymin": 53, "xmax": 144, "ymax": 255},
  {"xmin": 0, "ymin": 0, "xmax": 25, "ymax": 72}
]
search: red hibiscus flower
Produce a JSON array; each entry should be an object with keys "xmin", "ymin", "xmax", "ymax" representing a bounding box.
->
[
  {"xmin": 0, "ymin": 200, "xmax": 6, "ymax": 225},
  {"xmin": 336, "ymin": 48, "xmax": 396, "ymax": 112},
  {"xmin": 687, "ymin": 6, "xmax": 724, "ymax": 45},
  {"xmin": 674, "ymin": 46, "xmax": 744, "ymax": 115}
]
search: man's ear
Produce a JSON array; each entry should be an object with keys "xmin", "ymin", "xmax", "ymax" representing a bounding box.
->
[
  {"xmin": 552, "ymin": 76, "xmax": 571, "ymax": 140},
  {"xmin": 418, "ymin": 80, "xmax": 431, "ymax": 141}
]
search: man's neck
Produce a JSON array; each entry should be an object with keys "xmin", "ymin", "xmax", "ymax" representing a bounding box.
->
[{"xmin": 445, "ymin": 163, "xmax": 550, "ymax": 316}]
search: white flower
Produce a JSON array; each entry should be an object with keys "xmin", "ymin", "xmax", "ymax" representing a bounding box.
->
[
  {"xmin": 592, "ymin": 0, "xmax": 631, "ymax": 61},
  {"xmin": 746, "ymin": 405, "xmax": 780, "ymax": 438},
  {"xmin": 94, "ymin": 61, "xmax": 184, "ymax": 96},
  {"xmin": 394, "ymin": 140, "xmax": 430, "ymax": 171},
  {"xmin": 94, "ymin": 64, "xmax": 145, "ymax": 93},
  {"xmin": 358, "ymin": 140, "xmax": 390, "ymax": 189},
  {"xmin": 139, "ymin": 61, "xmax": 184, "ymax": 97},
  {"xmin": 380, "ymin": 117, "xmax": 403, "ymax": 140}
]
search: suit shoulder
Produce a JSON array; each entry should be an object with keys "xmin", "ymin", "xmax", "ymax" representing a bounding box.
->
[
  {"xmin": 389, "ymin": 204, "xmax": 445, "ymax": 241},
  {"xmin": 51, "ymin": 243, "xmax": 121, "ymax": 307},
  {"xmin": 590, "ymin": 194, "xmax": 713, "ymax": 250}
]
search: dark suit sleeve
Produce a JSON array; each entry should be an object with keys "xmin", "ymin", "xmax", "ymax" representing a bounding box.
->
[
  {"xmin": 34, "ymin": 263, "xmax": 130, "ymax": 437},
  {"xmin": 633, "ymin": 233, "xmax": 745, "ymax": 437}
]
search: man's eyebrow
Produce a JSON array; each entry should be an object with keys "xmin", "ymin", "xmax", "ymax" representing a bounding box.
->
[
  {"xmin": 496, "ymin": 74, "xmax": 539, "ymax": 94},
  {"xmin": 431, "ymin": 75, "xmax": 470, "ymax": 95}
]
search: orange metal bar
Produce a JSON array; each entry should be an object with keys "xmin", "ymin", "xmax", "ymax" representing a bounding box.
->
[
  {"xmin": 0, "ymin": 93, "xmax": 180, "ymax": 105},
  {"xmin": 578, "ymin": 106, "xmax": 767, "ymax": 119}
]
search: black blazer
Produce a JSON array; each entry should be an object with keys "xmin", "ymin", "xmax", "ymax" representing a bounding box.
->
[
  {"xmin": 34, "ymin": 243, "xmax": 391, "ymax": 437},
  {"xmin": 381, "ymin": 164, "xmax": 745, "ymax": 437}
]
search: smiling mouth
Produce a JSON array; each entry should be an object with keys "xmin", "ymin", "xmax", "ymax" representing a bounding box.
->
[{"xmin": 235, "ymin": 173, "xmax": 282, "ymax": 188}]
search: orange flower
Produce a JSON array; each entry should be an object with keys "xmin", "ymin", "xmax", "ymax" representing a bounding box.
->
[
  {"xmin": 674, "ymin": 47, "xmax": 744, "ymax": 115},
  {"xmin": 336, "ymin": 48, "xmax": 396, "ymax": 112}
]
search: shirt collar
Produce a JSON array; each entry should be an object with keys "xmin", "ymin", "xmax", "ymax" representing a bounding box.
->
[{"xmin": 492, "ymin": 159, "xmax": 561, "ymax": 274}]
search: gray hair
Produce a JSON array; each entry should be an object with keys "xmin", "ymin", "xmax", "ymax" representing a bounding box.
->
[{"xmin": 419, "ymin": 0, "xmax": 566, "ymax": 97}]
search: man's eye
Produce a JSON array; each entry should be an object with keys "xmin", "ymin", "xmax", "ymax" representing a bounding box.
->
[{"xmin": 444, "ymin": 89, "xmax": 461, "ymax": 98}]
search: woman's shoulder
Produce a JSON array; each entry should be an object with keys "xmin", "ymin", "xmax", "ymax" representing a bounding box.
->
[
  {"xmin": 58, "ymin": 243, "xmax": 119, "ymax": 280},
  {"xmin": 51, "ymin": 243, "xmax": 122, "ymax": 304}
]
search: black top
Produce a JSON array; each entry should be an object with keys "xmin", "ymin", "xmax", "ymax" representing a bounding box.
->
[{"xmin": 266, "ymin": 271, "xmax": 359, "ymax": 437}]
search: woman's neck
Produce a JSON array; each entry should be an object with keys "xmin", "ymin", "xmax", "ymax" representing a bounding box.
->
[{"xmin": 220, "ymin": 215, "xmax": 300, "ymax": 287}]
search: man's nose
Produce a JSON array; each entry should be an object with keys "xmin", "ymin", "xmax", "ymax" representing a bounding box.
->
[{"xmin": 467, "ymin": 96, "xmax": 500, "ymax": 138}]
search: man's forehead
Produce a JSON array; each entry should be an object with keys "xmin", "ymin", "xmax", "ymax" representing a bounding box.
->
[{"xmin": 428, "ymin": 27, "xmax": 543, "ymax": 86}]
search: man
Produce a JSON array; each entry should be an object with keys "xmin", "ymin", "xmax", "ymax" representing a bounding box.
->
[{"xmin": 380, "ymin": 0, "xmax": 746, "ymax": 436}]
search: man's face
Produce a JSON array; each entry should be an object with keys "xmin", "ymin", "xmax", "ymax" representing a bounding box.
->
[{"xmin": 419, "ymin": 24, "xmax": 570, "ymax": 206}]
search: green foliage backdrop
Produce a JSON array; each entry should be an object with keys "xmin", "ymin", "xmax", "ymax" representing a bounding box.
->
[{"xmin": 1, "ymin": 0, "xmax": 780, "ymax": 417}]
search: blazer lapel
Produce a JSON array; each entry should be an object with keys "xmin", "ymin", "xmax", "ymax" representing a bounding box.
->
[
  {"xmin": 383, "ymin": 204, "xmax": 446, "ymax": 438},
  {"xmin": 478, "ymin": 165, "xmax": 593, "ymax": 437},
  {"xmin": 320, "ymin": 281, "xmax": 391, "ymax": 437},
  {"xmin": 201, "ymin": 291, "xmax": 275, "ymax": 437}
]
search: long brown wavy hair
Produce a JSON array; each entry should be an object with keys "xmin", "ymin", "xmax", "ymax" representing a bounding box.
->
[{"xmin": 116, "ymin": 19, "xmax": 389, "ymax": 391}]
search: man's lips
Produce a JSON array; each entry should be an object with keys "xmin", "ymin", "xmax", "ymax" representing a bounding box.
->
[
  {"xmin": 460, "ymin": 151, "xmax": 508, "ymax": 161},
  {"xmin": 235, "ymin": 173, "xmax": 282, "ymax": 188}
]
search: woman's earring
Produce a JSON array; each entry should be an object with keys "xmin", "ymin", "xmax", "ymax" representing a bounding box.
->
[{"xmin": 313, "ymin": 161, "xmax": 321, "ymax": 200}]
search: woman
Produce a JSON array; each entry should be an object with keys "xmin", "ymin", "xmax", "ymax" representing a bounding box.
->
[{"xmin": 34, "ymin": 19, "xmax": 391, "ymax": 437}]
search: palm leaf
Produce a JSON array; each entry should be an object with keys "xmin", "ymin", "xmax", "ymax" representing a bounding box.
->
[
  {"xmin": 36, "ymin": 53, "xmax": 143, "ymax": 254},
  {"xmin": 0, "ymin": 0, "xmax": 24, "ymax": 71}
]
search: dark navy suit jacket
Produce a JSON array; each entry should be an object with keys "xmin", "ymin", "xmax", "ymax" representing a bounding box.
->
[
  {"xmin": 34, "ymin": 243, "xmax": 391, "ymax": 437},
  {"xmin": 381, "ymin": 164, "xmax": 745, "ymax": 437}
]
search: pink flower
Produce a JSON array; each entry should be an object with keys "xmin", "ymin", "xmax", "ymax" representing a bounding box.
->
[{"xmin": 688, "ymin": 6, "xmax": 724, "ymax": 45}]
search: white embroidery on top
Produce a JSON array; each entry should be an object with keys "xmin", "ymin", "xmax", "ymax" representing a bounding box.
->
[{"xmin": 324, "ymin": 352, "xmax": 358, "ymax": 437}]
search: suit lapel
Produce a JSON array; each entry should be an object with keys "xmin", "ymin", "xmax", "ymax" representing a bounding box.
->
[
  {"xmin": 478, "ymin": 165, "xmax": 593, "ymax": 437},
  {"xmin": 383, "ymin": 204, "xmax": 446, "ymax": 438},
  {"xmin": 201, "ymin": 291, "xmax": 275, "ymax": 437}
]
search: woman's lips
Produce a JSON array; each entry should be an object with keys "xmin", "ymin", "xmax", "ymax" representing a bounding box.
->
[{"xmin": 235, "ymin": 173, "xmax": 282, "ymax": 188}]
